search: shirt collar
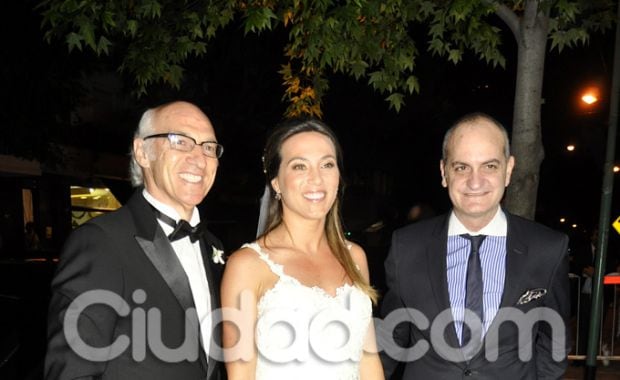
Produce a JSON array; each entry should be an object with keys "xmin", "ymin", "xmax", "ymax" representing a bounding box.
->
[
  {"xmin": 448, "ymin": 207, "xmax": 507, "ymax": 237},
  {"xmin": 142, "ymin": 189, "xmax": 201, "ymax": 226}
]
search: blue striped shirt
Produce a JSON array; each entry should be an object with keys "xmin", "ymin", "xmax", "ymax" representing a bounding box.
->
[{"xmin": 446, "ymin": 209, "xmax": 507, "ymax": 344}]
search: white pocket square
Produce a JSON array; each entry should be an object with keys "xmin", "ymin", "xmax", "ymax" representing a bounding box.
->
[{"xmin": 517, "ymin": 288, "xmax": 547, "ymax": 305}]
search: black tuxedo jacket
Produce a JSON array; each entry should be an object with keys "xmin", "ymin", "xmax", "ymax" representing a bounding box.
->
[
  {"xmin": 379, "ymin": 211, "xmax": 570, "ymax": 380},
  {"xmin": 45, "ymin": 190, "xmax": 226, "ymax": 380}
]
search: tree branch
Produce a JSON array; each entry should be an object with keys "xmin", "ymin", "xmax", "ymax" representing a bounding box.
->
[
  {"xmin": 489, "ymin": 1, "xmax": 520, "ymax": 40},
  {"xmin": 523, "ymin": 0, "xmax": 539, "ymax": 30},
  {"xmin": 521, "ymin": 0, "xmax": 549, "ymax": 37}
]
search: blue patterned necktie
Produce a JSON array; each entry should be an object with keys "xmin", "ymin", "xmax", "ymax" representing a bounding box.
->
[{"xmin": 460, "ymin": 233, "xmax": 486, "ymax": 357}]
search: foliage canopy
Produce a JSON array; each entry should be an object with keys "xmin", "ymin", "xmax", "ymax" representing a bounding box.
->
[{"xmin": 38, "ymin": 0, "xmax": 614, "ymax": 117}]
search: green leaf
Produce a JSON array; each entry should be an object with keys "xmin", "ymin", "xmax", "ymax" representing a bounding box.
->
[
  {"xmin": 66, "ymin": 32, "xmax": 83, "ymax": 52},
  {"xmin": 96, "ymin": 35, "xmax": 111, "ymax": 55},
  {"xmin": 429, "ymin": 21, "xmax": 445, "ymax": 38},
  {"xmin": 420, "ymin": 1, "xmax": 436, "ymax": 18},
  {"xmin": 165, "ymin": 65, "xmax": 184, "ymax": 89},
  {"xmin": 191, "ymin": 23, "xmax": 203, "ymax": 39},
  {"xmin": 350, "ymin": 60, "xmax": 369, "ymax": 79},
  {"xmin": 138, "ymin": 0, "xmax": 162, "ymax": 19},
  {"xmin": 448, "ymin": 49, "xmax": 462, "ymax": 64},
  {"xmin": 428, "ymin": 37, "xmax": 445, "ymax": 55},
  {"xmin": 206, "ymin": 25, "xmax": 217, "ymax": 38},
  {"xmin": 76, "ymin": 16, "xmax": 96, "ymax": 51},
  {"xmin": 194, "ymin": 42, "xmax": 207, "ymax": 55},
  {"xmin": 127, "ymin": 20, "xmax": 138, "ymax": 38},
  {"xmin": 102, "ymin": 10, "xmax": 116, "ymax": 30},
  {"xmin": 405, "ymin": 75, "xmax": 419, "ymax": 94},
  {"xmin": 386, "ymin": 92, "xmax": 404, "ymax": 112},
  {"xmin": 244, "ymin": 7, "xmax": 278, "ymax": 35},
  {"xmin": 397, "ymin": 51, "xmax": 414, "ymax": 71},
  {"xmin": 368, "ymin": 71, "xmax": 384, "ymax": 88}
]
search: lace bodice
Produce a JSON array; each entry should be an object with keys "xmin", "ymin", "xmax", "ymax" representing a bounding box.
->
[{"xmin": 243, "ymin": 242, "xmax": 372, "ymax": 380}]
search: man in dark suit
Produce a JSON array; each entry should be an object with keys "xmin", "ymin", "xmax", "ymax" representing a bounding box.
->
[
  {"xmin": 379, "ymin": 113, "xmax": 570, "ymax": 379},
  {"xmin": 46, "ymin": 101, "xmax": 226, "ymax": 379}
]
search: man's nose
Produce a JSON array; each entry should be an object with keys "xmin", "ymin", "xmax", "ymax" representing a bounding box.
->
[
  {"xmin": 466, "ymin": 170, "xmax": 483, "ymax": 189},
  {"xmin": 187, "ymin": 145, "xmax": 207, "ymax": 168}
]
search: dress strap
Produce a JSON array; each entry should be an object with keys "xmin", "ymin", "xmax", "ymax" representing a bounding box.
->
[{"xmin": 242, "ymin": 242, "xmax": 285, "ymax": 277}]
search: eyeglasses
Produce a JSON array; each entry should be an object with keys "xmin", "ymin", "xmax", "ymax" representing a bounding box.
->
[{"xmin": 143, "ymin": 133, "xmax": 224, "ymax": 158}]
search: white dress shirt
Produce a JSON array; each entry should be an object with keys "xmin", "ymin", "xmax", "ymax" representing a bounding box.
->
[{"xmin": 447, "ymin": 207, "xmax": 508, "ymax": 342}]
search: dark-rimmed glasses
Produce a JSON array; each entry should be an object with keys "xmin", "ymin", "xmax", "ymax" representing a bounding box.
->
[{"xmin": 143, "ymin": 133, "xmax": 224, "ymax": 158}]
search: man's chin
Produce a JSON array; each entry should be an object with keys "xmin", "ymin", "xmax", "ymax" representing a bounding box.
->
[
  {"xmin": 458, "ymin": 206, "xmax": 496, "ymax": 219},
  {"xmin": 178, "ymin": 193, "xmax": 207, "ymax": 209}
]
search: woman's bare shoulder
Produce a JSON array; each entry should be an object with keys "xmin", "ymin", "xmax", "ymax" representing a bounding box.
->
[
  {"xmin": 346, "ymin": 241, "xmax": 368, "ymax": 262},
  {"xmin": 225, "ymin": 244, "xmax": 267, "ymax": 273},
  {"xmin": 345, "ymin": 241, "xmax": 370, "ymax": 278}
]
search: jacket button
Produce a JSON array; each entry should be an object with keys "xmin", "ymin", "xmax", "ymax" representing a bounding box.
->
[{"xmin": 464, "ymin": 369, "xmax": 473, "ymax": 376}]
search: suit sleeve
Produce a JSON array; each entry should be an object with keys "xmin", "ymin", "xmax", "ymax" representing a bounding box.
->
[
  {"xmin": 536, "ymin": 234, "xmax": 570, "ymax": 380},
  {"xmin": 378, "ymin": 231, "xmax": 410, "ymax": 379},
  {"xmin": 45, "ymin": 224, "xmax": 126, "ymax": 380}
]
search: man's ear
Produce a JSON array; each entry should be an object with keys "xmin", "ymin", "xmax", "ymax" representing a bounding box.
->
[
  {"xmin": 440, "ymin": 160, "xmax": 448, "ymax": 188},
  {"xmin": 133, "ymin": 138, "xmax": 151, "ymax": 169},
  {"xmin": 505, "ymin": 155, "xmax": 515, "ymax": 187}
]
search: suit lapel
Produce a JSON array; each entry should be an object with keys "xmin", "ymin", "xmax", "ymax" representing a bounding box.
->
[
  {"xmin": 135, "ymin": 230, "xmax": 197, "ymax": 312},
  {"xmin": 427, "ymin": 215, "xmax": 463, "ymax": 354},
  {"xmin": 128, "ymin": 191, "xmax": 198, "ymax": 312},
  {"xmin": 128, "ymin": 191, "xmax": 208, "ymax": 373},
  {"xmin": 427, "ymin": 233, "xmax": 451, "ymax": 316},
  {"xmin": 498, "ymin": 214, "xmax": 529, "ymax": 309}
]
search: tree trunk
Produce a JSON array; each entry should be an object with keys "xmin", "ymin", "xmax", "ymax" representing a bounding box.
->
[{"xmin": 503, "ymin": 1, "xmax": 549, "ymax": 219}]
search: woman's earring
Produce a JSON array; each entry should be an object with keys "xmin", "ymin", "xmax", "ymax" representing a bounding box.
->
[{"xmin": 275, "ymin": 192, "xmax": 282, "ymax": 201}]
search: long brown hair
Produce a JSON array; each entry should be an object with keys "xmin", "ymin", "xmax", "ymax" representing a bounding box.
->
[{"xmin": 260, "ymin": 119, "xmax": 378, "ymax": 304}]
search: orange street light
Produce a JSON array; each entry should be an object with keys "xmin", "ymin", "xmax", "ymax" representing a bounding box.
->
[
  {"xmin": 582, "ymin": 93, "xmax": 599, "ymax": 105},
  {"xmin": 614, "ymin": 165, "xmax": 620, "ymax": 173},
  {"xmin": 579, "ymin": 86, "xmax": 601, "ymax": 114},
  {"xmin": 567, "ymin": 144, "xmax": 576, "ymax": 152},
  {"xmin": 560, "ymin": 217, "xmax": 566, "ymax": 223}
]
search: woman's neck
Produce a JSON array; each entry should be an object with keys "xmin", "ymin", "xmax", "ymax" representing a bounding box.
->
[{"xmin": 271, "ymin": 217, "xmax": 327, "ymax": 255}]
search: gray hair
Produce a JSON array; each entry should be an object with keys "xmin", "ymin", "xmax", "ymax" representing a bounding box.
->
[
  {"xmin": 441, "ymin": 112, "xmax": 510, "ymax": 161},
  {"xmin": 129, "ymin": 108, "xmax": 157, "ymax": 187}
]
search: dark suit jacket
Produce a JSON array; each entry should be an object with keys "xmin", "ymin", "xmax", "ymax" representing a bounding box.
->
[
  {"xmin": 379, "ymin": 211, "xmax": 570, "ymax": 380},
  {"xmin": 45, "ymin": 190, "xmax": 226, "ymax": 380}
]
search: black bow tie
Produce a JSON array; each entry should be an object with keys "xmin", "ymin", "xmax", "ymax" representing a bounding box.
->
[{"xmin": 154, "ymin": 209, "xmax": 204, "ymax": 243}]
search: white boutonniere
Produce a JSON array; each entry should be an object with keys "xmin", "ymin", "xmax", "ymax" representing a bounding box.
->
[{"xmin": 212, "ymin": 247, "xmax": 225, "ymax": 264}]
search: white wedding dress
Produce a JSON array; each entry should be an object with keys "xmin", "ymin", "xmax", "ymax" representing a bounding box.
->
[{"xmin": 243, "ymin": 243, "xmax": 372, "ymax": 380}]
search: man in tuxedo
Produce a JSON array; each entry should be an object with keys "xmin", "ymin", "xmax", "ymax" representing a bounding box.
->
[
  {"xmin": 380, "ymin": 113, "xmax": 570, "ymax": 379},
  {"xmin": 46, "ymin": 101, "xmax": 226, "ymax": 379}
]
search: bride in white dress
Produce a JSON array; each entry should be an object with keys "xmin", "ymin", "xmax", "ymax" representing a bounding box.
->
[{"xmin": 221, "ymin": 119, "xmax": 384, "ymax": 380}]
